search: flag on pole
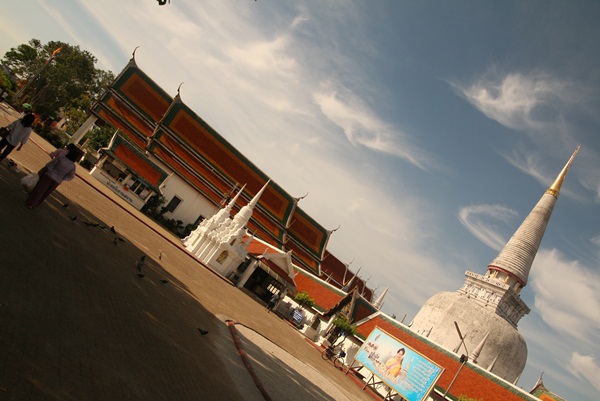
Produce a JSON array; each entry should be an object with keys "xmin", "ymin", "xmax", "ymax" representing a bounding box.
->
[{"xmin": 46, "ymin": 47, "xmax": 62, "ymax": 64}]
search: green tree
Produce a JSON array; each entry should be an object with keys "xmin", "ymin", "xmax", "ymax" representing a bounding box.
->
[
  {"xmin": 0, "ymin": 70, "xmax": 14, "ymax": 94},
  {"xmin": 325, "ymin": 314, "xmax": 357, "ymax": 344},
  {"xmin": 85, "ymin": 125, "xmax": 114, "ymax": 151},
  {"xmin": 295, "ymin": 291, "xmax": 315, "ymax": 308},
  {"xmin": 2, "ymin": 39, "xmax": 114, "ymax": 118},
  {"xmin": 331, "ymin": 314, "xmax": 356, "ymax": 337}
]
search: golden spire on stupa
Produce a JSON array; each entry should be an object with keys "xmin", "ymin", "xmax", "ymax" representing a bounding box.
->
[{"xmin": 546, "ymin": 145, "xmax": 580, "ymax": 198}]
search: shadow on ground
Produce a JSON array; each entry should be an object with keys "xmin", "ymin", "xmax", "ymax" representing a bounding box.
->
[{"xmin": 0, "ymin": 165, "xmax": 260, "ymax": 401}]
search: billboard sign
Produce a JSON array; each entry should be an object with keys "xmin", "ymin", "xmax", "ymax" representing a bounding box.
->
[{"xmin": 354, "ymin": 327, "xmax": 444, "ymax": 401}]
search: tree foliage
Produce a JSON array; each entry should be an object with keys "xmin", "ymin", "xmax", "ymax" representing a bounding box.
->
[
  {"xmin": 332, "ymin": 314, "xmax": 356, "ymax": 337},
  {"xmin": 0, "ymin": 69, "xmax": 13, "ymax": 93},
  {"xmin": 295, "ymin": 291, "xmax": 315, "ymax": 308},
  {"xmin": 1, "ymin": 38, "xmax": 114, "ymax": 119},
  {"xmin": 85, "ymin": 125, "xmax": 115, "ymax": 151}
]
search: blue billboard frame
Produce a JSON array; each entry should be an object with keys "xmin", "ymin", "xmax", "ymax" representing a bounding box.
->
[{"xmin": 354, "ymin": 327, "xmax": 444, "ymax": 401}]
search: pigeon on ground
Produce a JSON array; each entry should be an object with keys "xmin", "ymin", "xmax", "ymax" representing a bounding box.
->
[
  {"xmin": 198, "ymin": 328, "xmax": 209, "ymax": 335},
  {"xmin": 135, "ymin": 255, "xmax": 145, "ymax": 272},
  {"xmin": 136, "ymin": 273, "xmax": 145, "ymax": 279},
  {"xmin": 160, "ymin": 279, "xmax": 169, "ymax": 284}
]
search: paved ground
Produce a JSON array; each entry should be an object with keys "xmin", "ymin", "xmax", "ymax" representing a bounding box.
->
[{"xmin": 0, "ymin": 104, "xmax": 376, "ymax": 401}]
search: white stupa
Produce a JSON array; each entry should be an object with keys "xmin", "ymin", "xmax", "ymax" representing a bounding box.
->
[
  {"xmin": 410, "ymin": 147, "xmax": 580, "ymax": 383},
  {"xmin": 183, "ymin": 181, "xmax": 269, "ymax": 277}
]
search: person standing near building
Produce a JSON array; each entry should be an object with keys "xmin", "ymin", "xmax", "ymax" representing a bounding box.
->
[
  {"xmin": 25, "ymin": 149, "xmax": 81, "ymax": 209},
  {"xmin": 0, "ymin": 113, "xmax": 35, "ymax": 162},
  {"xmin": 265, "ymin": 292, "xmax": 281, "ymax": 313},
  {"xmin": 49, "ymin": 143, "xmax": 78, "ymax": 159}
]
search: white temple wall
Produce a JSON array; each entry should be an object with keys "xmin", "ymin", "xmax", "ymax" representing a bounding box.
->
[{"xmin": 146, "ymin": 155, "xmax": 220, "ymax": 226}]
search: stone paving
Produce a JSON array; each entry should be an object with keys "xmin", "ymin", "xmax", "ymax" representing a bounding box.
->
[{"xmin": 0, "ymin": 104, "xmax": 376, "ymax": 401}]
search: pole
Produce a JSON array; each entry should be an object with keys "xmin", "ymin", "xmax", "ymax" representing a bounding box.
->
[
  {"xmin": 442, "ymin": 356, "xmax": 468, "ymax": 398},
  {"xmin": 13, "ymin": 62, "xmax": 50, "ymax": 102},
  {"xmin": 442, "ymin": 321, "xmax": 470, "ymax": 399}
]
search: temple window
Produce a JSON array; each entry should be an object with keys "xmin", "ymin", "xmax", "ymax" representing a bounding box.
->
[
  {"xmin": 127, "ymin": 177, "xmax": 151, "ymax": 199},
  {"xmin": 164, "ymin": 195, "xmax": 182, "ymax": 213},
  {"xmin": 216, "ymin": 251, "xmax": 228, "ymax": 264}
]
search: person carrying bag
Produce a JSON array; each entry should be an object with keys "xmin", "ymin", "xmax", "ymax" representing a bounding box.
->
[{"xmin": 0, "ymin": 114, "xmax": 35, "ymax": 162}]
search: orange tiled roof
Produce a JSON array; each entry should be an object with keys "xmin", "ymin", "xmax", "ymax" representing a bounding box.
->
[
  {"xmin": 111, "ymin": 60, "xmax": 171, "ymax": 122},
  {"xmin": 294, "ymin": 268, "xmax": 345, "ymax": 312},
  {"xmin": 246, "ymin": 238, "xmax": 281, "ymax": 256},
  {"xmin": 321, "ymin": 251, "xmax": 373, "ymax": 301},
  {"xmin": 93, "ymin": 92, "xmax": 155, "ymax": 139},
  {"xmin": 93, "ymin": 108, "xmax": 147, "ymax": 149},
  {"xmin": 107, "ymin": 135, "xmax": 168, "ymax": 188}
]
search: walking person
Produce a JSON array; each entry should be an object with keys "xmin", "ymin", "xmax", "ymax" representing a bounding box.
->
[
  {"xmin": 25, "ymin": 149, "xmax": 81, "ymax": 209},
  {"xmin": 0, "ymin": 113, "xmax": 35, "ymax": 162},
  {"xmin": 265, "ymin": 292, "xmax": 281, "ymax": 313},
  {"xmin": 49, "ymin": 143, "xmax": 78, "ymax": 159}
]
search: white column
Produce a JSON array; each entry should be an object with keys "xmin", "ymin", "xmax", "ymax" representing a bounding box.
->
[
  {"xmin": 70, "ymin": 115, "xmax": 97, "ymax": 145},
  {"xmin": 236, "ymin": 260, "xmax": 259, "ymax": 288}
]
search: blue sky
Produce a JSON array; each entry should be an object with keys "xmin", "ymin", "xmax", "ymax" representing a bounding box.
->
[{"xmin": 2, "ymin": 1, "xmax": 599, "ymax": 400}]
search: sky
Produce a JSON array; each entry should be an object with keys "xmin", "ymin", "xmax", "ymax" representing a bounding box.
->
[{"xmin": 1, "ymin": 1, "xmax": 599, "ymax": 400}]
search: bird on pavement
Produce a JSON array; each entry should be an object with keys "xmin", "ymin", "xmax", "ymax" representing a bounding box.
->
[
  {"xmin": 198, "ymin": 328, "xmax": 208, "ymax": 335},
  {"xmin": 135, "ymin": 255, "xmax": 146, "ymax": 272}
]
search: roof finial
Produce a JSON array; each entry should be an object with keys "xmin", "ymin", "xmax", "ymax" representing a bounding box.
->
[
  {"xmin": 225, "ymin": 184, "xmax": 246, "ymax": 212},
  {"xmin": 372, "ymin": 286, "xmax": 389, "ymax": 310},
  {"xmin": 546, "ymin": 145, "xmax": 580, "ymax": 198}
]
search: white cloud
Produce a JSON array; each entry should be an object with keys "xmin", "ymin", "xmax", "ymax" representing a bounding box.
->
[
  {"xmin": 458, "ymin": 204, "xmax": 517, "ymax": 251},
  {"xmin": 530, "ymin": 249, "xmax": 600, "ymax": 347},
  {"xmin": 452, "ymin": 70, "xmax": 582, "ymax": 133},
  {"xmin": 313, "ymin": 81, "xmax": 435, "ymax": 171},
  {"xmin": 569, "ymin": 353, "xmax": 600, "ymax": 393},
  {"xmin": 577, "ymin": 148, "xmax": 600, "ymax": 204}
]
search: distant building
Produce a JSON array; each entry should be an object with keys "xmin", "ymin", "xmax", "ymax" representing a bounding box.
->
[{"xmin": 530, "ymin": 374, "xmax": 568, "ymax": 401}]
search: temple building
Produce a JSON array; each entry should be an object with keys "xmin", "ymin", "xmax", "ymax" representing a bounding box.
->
[{"xmin": 72, "ymin": 53, "xmax": 374, "ymax": 302}]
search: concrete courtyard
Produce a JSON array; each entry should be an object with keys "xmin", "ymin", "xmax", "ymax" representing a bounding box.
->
[{"xmin": 0, "ymin": 105, "xmax": 376, "ymax": 401}]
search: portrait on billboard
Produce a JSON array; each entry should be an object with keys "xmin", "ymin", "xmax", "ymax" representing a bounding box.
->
[{"xmin": 354, "ymin": 327, "xmax": 444, "ymax": 401}]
